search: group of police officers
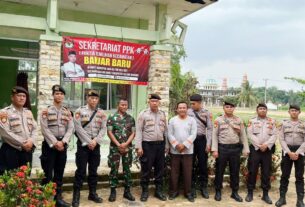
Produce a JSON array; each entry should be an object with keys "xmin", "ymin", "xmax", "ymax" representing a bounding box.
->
[{"xmin": 0, "ymin": 85, "xmax": 304, "ymax": 207}]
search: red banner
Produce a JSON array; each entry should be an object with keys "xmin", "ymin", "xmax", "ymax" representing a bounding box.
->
[{"xmin": 62, "ymin": 37, "xmax": 150, "ymax": 85}]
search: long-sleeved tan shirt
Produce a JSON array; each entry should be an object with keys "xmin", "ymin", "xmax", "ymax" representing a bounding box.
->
[
  {"xmin": 74, "ymin": 105, "xmax": 107, "ymax": 145},
  {"xmin": 40, "ymin": 105, "xmax": 74, "ymax": 147},
  {"xmin": 279, "ymin": 119, "xmax": 305, "ymax": 155},
  {"xmin": 212, "ymin": 115, "xmax": 249, "ymax": 154},
  {"xmin": 247, "ymin": 116, "xmax": 277, "ymax": 150},
  {"xmin": 0, "ymin": 104, "xmax": 37, "ymax": 150},
  {"xmin": 187, "ymin": 108, "xmax": 213, "ymax": 147},
  {"xmin": 135, "ymin": 108, "xmax": 168, "ymax": 149}
]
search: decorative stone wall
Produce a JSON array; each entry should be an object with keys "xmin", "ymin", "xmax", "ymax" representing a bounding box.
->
[
  {"xmin": 147, "ymin": 47, "xmax": 171, "ymax": 115},
  {"xmin": 36, "ymin": 40, "xmax": 61, "ymax": 144}
]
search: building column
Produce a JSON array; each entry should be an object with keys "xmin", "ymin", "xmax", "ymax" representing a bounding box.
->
[
  {"xmin": 147, "ymin": 45, "xmax": 173, "ymax": 115},
  {"xmin": 36, "ymin": 35, "xmax": 62, "ymax": 145}
]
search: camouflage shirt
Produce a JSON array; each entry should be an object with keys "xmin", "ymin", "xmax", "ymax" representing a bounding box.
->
[{"xmin": 107, "ymin": 111, "xmax": 136, "ymax": 145}]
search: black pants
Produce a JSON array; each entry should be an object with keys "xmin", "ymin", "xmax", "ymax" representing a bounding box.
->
[
  {"xmin": 73, "ymin": 140, "xmax": 101, "ymax": 191},
  {"xmin": 140, "ymin": 141, "xmax": 165, "ymax": 187},
  {"xmin": 0, "ymin": 143, "xmax": 32, "ymax": 175},
  {"xmin": 279, "ymin": 146, "xmax": 304, "ymax": 194},
  {"xmin": 192, "ymin": 135, "xmax": 208, "ymax": 188},
  {"xmin": 214, "ymin": 144, "xmax": 241, "ymax": 191},
  {"xmin": 247, "ymin": 145, "xmax": 272, "ymax": 191},
  {"xmin": 40, "ymin": 141, "xmax": 67, "ymax": 194}
]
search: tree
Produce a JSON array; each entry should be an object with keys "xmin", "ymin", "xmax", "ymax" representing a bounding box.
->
[
  {"xmin": 238, "ymin": 80, "xmax": 257, "ymax": 107},
  {"xmin": 285, "ymin": 77, "xmax": 305, "ymax": 105},
  {"xmin": 169, "ymin": 46, "xmax": 199, "ymax": 115}
]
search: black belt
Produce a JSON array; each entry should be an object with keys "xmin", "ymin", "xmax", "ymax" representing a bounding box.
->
[
  {"xmin": 219, "ymin": 143, "xmax": 241, "ymax": 149},
  {"xmin": 196, "ymin": 134, "xmax": 206, "ymax": 138},
  {"xmin": 143, "ymin": 141, "xmax": 164, "ymax": 145},
  {"xmin": 56, "ymin": 136, "xmax": 64, "ymax": 141},
  {"xmin": 288, "ymin": 145, "xmax": 301, "ymax": 152}
]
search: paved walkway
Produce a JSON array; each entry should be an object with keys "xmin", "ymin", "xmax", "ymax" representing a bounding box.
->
[{"xmin": 61, "ymin": 181, "xmax": 298, "ymax": 207}]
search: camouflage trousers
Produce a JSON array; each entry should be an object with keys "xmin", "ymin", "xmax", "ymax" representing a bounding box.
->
[{"xmin": 108, "ymin": 145, "xmax": 132, "ymax": 188}]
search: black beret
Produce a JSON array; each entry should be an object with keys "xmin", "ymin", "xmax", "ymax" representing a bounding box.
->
[
  {"xmin": 12, "ymin": 86, "xmax": 28, "ymax": 95},
  {"xmin": 224, "ymin": 101, "xmax": 235, "ymax": 107},
  {"xmin": 190, "ymin": 94, "xmax": 202, "ymax": 101},
  {"xmin": 87, "ymin": 89, "xmax": 99, "ymax": 97},
  {"xmin": 256, "ymin": 103, "xmax": 267, "ymax": 109},
  {"xmin": 289, "ymin": 104, "xmax": 300, "ymax": 111},
  {"xmin": 148, "ymin": 93, "xmax": 161, "ymax": 100},
  {"xmin": 52, "ymin": 84, "xmax": 65, "ymax": 95},
  {"xmin": 68, "ymin": 51, "xmax": 76, "ymax": 55}
]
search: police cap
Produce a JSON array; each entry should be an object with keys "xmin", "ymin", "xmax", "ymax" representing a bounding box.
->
[
  {"xmin": 87, "ymin": 89, "xmax": 99, "ymax": 97},
  {"xmin": 52, "ymin": 84, "xmax": 66, "ymax": 95},
  {"xmin": 11, "ymin": 86, "xmax": 28, "ymax": 95},
  {"xmin": 148, "ymin": 93, "xmax": 161, "ymax": 100},
  {"xmin": 256, "ymin": 103, "xmax": 267, "ymax": 109}
]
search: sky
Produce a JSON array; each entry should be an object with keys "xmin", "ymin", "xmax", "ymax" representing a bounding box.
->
[{"xmin": 181, "ymin": 0, "xmax": 305, "ymax": 91}]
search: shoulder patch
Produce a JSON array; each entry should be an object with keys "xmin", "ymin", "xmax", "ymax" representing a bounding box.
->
[
  {"xmin": 214, "ymin": 120, "xmax": 218, "ymax": 128},
  {"xmin": 0, "ymin": 111, "xmax": 8, "ymax": 123},
  {"xmin": 248, "ymin": 120, "xmax": 252, "ymax": 127}
]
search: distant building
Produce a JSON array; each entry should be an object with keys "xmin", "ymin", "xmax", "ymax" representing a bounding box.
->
[{"xmin": 199, "ymin": 78, "xmax": 239, "ymax": 106}]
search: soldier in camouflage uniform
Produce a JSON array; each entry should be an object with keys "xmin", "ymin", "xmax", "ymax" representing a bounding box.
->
[{"xmin": 107, "ymin": 98, "xmax": 136, "ymax": 202}]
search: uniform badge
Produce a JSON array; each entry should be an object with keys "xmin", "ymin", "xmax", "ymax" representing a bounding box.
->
[
  {"xmin": 0, "ymin": 112, "xmax": 8, "ymax": 123},
  {"xmin": 75, "ymin": 112, "xmax": 80, "ymax": 119},
  {"xmin": 41, "ymin": 109, "xmax": 48, "ymax": 119}
]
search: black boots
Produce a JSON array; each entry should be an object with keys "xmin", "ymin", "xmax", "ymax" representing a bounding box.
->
[
  {"xmin": 108, "ymin": 187, "xmax": 116, "ymax": 202},
  {"xmin": 231, "ymin": 190, "xmax": 243, "ymax": 202},
  {"xmin": 296, "ymin": 193, "xmax": 304, "ymax": 207},
  {"xmin": 140, "ymin": 185, "xmax": 149, "ymax": 202},
  {"xmin": 123, "ymin": 187, "xmax": 135, "ymax": 201},
  {"xmin": 275, "ymin": 192, "xmax": 286, "ymax": 207},
  {"xmin": 88, "ymin": 190, "xmax": 103, "ymax": 203},
  {"xmin": 262, "ymin": 190, "xmax": 272, "ymax": 204},
  {"xmin": 201, "ymin": 187, "xmax": 209, "ymax": 199},
  {"xmin": 245, "ymin": 190, "xmax": 253, "ymax": 202},
  {"xmin": 154, "ymin": 185, "xmax": 167, "ymax": 201},
  {"xmin": 55, "ymin": 190, "xmax": 71, "ymax": 207},
  {"xmin": 214, "ymin": 190, "xmax": 221, "ymax": 201},
  {"xmin": 71, "ymin": 190, "xmax": 80, "ymax": 207}
]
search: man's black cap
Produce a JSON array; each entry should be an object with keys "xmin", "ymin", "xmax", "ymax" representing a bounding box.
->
[
  {"xmin": 190, "ymin": 94, "xmax": 202, "ymax": 102},
  {"xmin": 148, "ymin": 93, "xmax": 161, "ymax": 100},
  {"xmin": 68, "ymin": 51, "xmax": 76, "ymax": 55},
  {"xmin": 256, "ymin": 103, "xmax": 267, "ymax": 109},
  {"xmin": 52, "ymin": 84, "xmax": 65, "ymax": 95},
  {"xmin": 224, "ymin": 101, "xmax": 235, "ymax": 107},
  {"xmin": 12, "ymin": 86, "xmax": 28, "ymax": 95},
  {"xmin": 87, "ymin": 89, "xmax": 99, "ymax": 97},
  {"xmin": 289, "ymin": 104, "xmax": 300, "ymax": 111}
]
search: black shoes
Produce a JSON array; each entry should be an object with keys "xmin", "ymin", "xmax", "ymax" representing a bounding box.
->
[
  {"xmin": 262, "ymin": 191, "xmax": 272, "ymax": 204},
  {"xmin": 140, "ymin": 186, "xmax": 149, "ymax": 202},
  {"xmin": 201, "ymin": 187, "xmax": 209, "ymax": 199},
  {"xmin": 214, "ymin": 190, "xmax": 221, "ymax": 201},
  {"xmin": 231, "ymin": 191, "xmax": 243, "ymax": 202},
  {"xmin": 108, "ymin": 187, "xmax": 116, "ymax": 202},
  {"xmin": 123, "ymin": 187, "xmax": 135, "ymax": 201},
  {"xmin": 71, "ymin": 190, "xmax": 80, "ymax": 207},
  {"xmin": 245, "ymin": 190, "xmax": 253, "ymax": 202},
  {"xmin": 88, "ymin": 192, "xmax": 103, "ymax": 203},
  {"xmin": 154, "ymin": 190, "xmax": 167, "ymax": 201},
  {"xmin": 168, "ymin": 192, "xmax": 179, "ymax": 200},
  {"xmin": 185, "ymin": 193, "xmax": 195, "ymax": 202},
  {"xmin": 275, "ymin": 197, "xmax": 286, "ymax": 207}
]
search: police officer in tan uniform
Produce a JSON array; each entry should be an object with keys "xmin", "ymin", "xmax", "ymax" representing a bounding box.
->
[
  {"xmin": 40, "ymin": 85, "xmax": 74, "ymax": 207},
  {"xmin": 275, "ymin": 105, "xmax": 305, "ymax": 207},
  {"xmin": 212, "ymin": 101, "xmax": 249, "ymax": 202},
  {"xmin": 188, "ymin": 94, "xmax": 212, "ymax": 198},
  {"xmin": 135, "ymin": 94, "xmax": 168, "ymax": 202},
  {"xmin": 71, "ymin": 90, "xmax": 107, "ymax": 207},
  {"xmin": 245, "ymin": 103, "xmax": 277, "ymax": 204},
  {"xmin": 0, "ymin": 86, "xmax": 37, "ymax": 174}
]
